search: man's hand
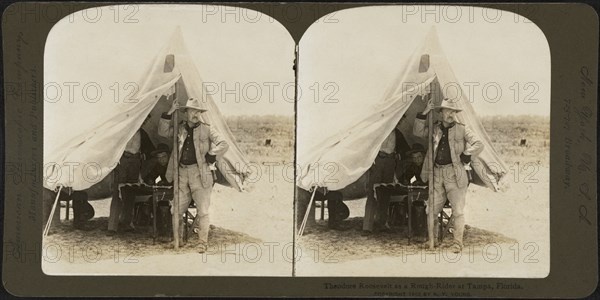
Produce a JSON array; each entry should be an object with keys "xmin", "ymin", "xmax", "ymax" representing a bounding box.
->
[
  {"xmin": 460, "ymin": 153, "xmax": 471, "ymax": 164},
  {"xmin": 167, "ymin": 100, "xmax": 180, "ymax": 115},
  {"xmin": 205, "ymin": 153, "xmax": 217, "ymax": 164},
  {"xmin": 422, "ymin": 99, "xmax": 434, "ymax": 115}
]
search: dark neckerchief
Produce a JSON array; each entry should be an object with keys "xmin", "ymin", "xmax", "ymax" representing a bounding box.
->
[
  {"xmin": 184, "ymin": 122, "xmax": 200, "ymax": 134},
  {"xmin": 440, "ymin": 122, "xmax": 456, "ymax": 131}
]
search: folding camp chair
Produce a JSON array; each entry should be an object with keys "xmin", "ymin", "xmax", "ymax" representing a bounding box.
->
[
  {"xmin": 310, "ymin": 187, "xmax": 329, "ymax": 221},
  {"xmin": 306, "ymin": 187, "xmax": 348, "ymax": 224},
  {"xmin": 183, "ymin": 202, "xmax": 197, "ymax": 242},
  {"xmin": 317, "ymin": 198, "xmax": 326, "ymax": 221},
  {"xmin": 437, "ymin": 199, "xmax": 454, "ymax": 242}
]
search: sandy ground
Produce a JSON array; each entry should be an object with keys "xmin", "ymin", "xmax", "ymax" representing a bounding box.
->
[
  {"xmin": 295, "ymin": 167, "xmax": 550, "ymax": 278},
  {"xmin": 42, "ymin": 165, "xmax": 294, "ymax": 276}
]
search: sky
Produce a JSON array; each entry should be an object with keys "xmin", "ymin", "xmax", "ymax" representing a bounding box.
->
[
  {"xmin": 44, "ymin": 4, "xmax": 295, "ymax": 124},
  {"xmin": 297, "ymin": 5, "xmax": 551, "ymax": 152}
]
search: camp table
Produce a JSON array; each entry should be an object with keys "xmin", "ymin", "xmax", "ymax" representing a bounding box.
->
[
  {"xmin": 118, "ymin": 183, "xmax": 173, "ymax": 244},
  {"xmin": 151, "ymin": 186, "xmax": 174, "ymax": 244},
  {"xmin": 373, "ymin": 183, "xmax": 428, "ymax": 242}
]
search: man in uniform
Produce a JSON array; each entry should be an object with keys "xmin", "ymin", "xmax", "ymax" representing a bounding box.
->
[
  {"xmin": 107, "ymin": 115, "xmax": 155, "ymax": 235},
  {"xmin": 362, "ymin": 114, "xmax": 410, "ymax": 234},
  {"xmin": 413, "ymin": 97, "xmax": 483, "ymax": 252},
  {"xmin": 159, "ymin": 97, "xmax": 228, "ymax": 253}
]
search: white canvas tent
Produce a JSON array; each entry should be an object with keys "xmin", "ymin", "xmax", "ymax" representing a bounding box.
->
[
  {"xmin": 297, "ymin": 27, "xmax": 507, "ymax": 192},
  {"xmin": 44, "ymin": 27, "xmax": 251, "ymax": 192}
]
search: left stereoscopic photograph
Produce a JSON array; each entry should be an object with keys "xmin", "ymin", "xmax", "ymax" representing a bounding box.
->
[{"xmin": 42, "ymin": 4, "xmax": 295, "ymax": 276}]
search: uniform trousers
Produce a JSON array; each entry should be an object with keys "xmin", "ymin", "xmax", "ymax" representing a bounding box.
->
[
  {"xmin": 431, "ymin": 163, "xmax": 467, "ymax": 245},
  {"xmin": 174, "ymin": 163, "xmax": 212, "ymax": 244}
]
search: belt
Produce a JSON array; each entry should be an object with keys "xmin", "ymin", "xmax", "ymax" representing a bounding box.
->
[
  {"xmin": 179, "ymin": 163, "xmax": 197, "ymax": 168},
  {"xmin": 434, "ymin": 163, "xmax": 454, "ymax": 168},
  {"xmin": 122, "ymin": 151, "xmax": 140, "ymax": 158},
  {"xmin": 377, "ymin": 151, "xmax": 395, "ymax": 158}
]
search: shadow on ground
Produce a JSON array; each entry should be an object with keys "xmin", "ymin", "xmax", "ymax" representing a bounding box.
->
[
  {"xmin": 300, "ymin": 217, "xmax": 517, "ymax": 262},
  {"xmin": 45, "ymin": 217, "xmax": 262, "ymax": 263}
]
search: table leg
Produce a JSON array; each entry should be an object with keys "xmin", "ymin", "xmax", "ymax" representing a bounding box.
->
[
  {"xmin": 184, "ymin": 211, "xmax": 189, "ymax": 243},
  {"xmin": 408, "ymin": 193, "xmax": 413, "ymax": 243},
  {"xmin": 152, "ymin": 192, "xmax": 158, "ymax": 244},
  {"xmin": 439, "ymin": 211, "xmax": 445, "ymax": 243}
]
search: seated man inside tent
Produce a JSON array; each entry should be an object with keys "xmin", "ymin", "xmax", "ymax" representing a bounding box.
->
[
  {"xmin": 362, "ymin": 114, "xmax": 410, "ymax": 235},
  {"xmin": 141, "ymin": 143, "xmax": 171, "ymax": 186},
  {"xmin": 107, "ymin": 115, "xmax": 155, "ymax": 236},
  {"xmin": 128, "ymin": 143, "xmax": 173, "ymax": 228},
  {"xmin": 396, "ymin": 143, "xmax": 427, "ymax": 185},
  {"xmin": 387, "ymin": 143, "xmax": 428, "ymax": 228}
]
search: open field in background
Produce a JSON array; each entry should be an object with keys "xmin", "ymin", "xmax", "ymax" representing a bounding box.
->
[
  {"xmin": 224, "ymin": 115, "xmax": 294, "ymax": 164},
  {"xmin": 222, "ymin": 114, "xmax": 550, "ymax": 168},
  {"xmin": 480, "ymin": 115, "xmax": 550, "ymax": 167}
]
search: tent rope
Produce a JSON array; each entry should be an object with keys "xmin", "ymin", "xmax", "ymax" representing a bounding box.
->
[
  {"xmin": 43, "ymin": 185, "xmax": 63, "ymax": 237},
  {"xmin": 298, "ymin": 187, "xmax": 318, "ymax": 237}
]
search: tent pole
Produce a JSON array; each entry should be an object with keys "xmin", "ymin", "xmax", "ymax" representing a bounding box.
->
[
  {"xmin": 427, "ymin": 97, "xmax": 435, "ymax": 250},
  {"xmin": 172, "ymin": 87, "xmax": 180, "ymax": 250},
  {"xmin": 43, "ymin": 185, "xmax": 63, "ymax": 237}
]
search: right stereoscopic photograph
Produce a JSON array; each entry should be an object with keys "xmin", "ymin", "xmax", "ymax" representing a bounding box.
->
[{"xmin": 295, "ymin": 5, "xmax": 550, "ymax": 277}]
